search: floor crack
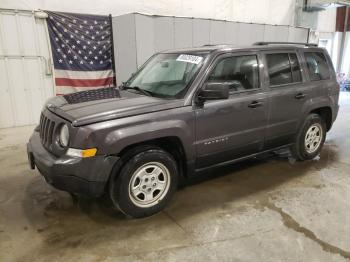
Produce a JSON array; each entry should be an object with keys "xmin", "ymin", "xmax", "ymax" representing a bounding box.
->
[{"xmin": 264, "ymin": 200, "xmax": 350, "ymax": 260}]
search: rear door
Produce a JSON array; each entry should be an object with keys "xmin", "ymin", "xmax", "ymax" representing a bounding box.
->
[
  {"xmin": 262, "ymin": 50, "xmax": 311, "ymax": 149},
  {"xmin": 194, "ymin": 52, "xmax": 269, "ymax": 169}
]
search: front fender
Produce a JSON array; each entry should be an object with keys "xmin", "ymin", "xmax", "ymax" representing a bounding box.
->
[
  {"xmin": 77, "ymin": 107, "xmax": 196, "ymax": 161},
  {"xmin": 103, "ymin": 119, "xmax": 193, "ymax": 159}
]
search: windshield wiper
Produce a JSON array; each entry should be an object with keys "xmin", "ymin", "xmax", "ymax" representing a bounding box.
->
[{"xmin": 121, "ymin": 85, "xmax": 153, "ymax": 97}]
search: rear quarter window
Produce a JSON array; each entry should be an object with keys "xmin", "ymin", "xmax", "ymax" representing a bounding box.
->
[{"xmin": 304, "ymin": 52, "xmax": 330, "ymax": 81}]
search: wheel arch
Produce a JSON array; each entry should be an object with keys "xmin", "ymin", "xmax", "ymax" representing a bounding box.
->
[
  {"xmin": 309, "ymin": 106, "xmax": 332, "ymax": 131},
  {"xmin": 107, "ymin": 136, "xmax": 189, "ymax": 191}
]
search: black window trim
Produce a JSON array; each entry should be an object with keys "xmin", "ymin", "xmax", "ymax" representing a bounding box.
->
[
  {"xmin": 264, "ymin": 51, "xmax": 303, "ymax": 88},
  {"xmin": 303, "ymin": 51, "xmax": 331, "ymax": 82},
  {"xmin": 288, "ymin": 53, "xmax": 303, "ymax": 84},
  {"xmin": 203, "ymin": 52, "xmax": 262, "ymax": 95}
]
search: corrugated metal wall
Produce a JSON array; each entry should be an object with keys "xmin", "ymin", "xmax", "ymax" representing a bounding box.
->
[
  {"xmin": 0, "ymin": 10, "xmax": 310, "ymax": 128},
  {"xmin": 0, "ymin": 9, "xmax": 54, "ymax": 128},
  {"xmin": 112, "ymin": 13, "xmax": 310, "ymax": 85}
]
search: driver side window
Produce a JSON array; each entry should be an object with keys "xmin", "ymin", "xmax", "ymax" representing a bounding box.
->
[{"xmin": 208, "ymin": 55, "xmax": 260, "ymax": 92}]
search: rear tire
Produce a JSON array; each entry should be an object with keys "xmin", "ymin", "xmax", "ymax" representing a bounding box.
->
[
  {"xmin": 291, "ymin": 113, "xmax": 326, "ymax": 161},
  {"xmin": 109, "ymin": 147, "xmax": 178, "ymax": 218}
]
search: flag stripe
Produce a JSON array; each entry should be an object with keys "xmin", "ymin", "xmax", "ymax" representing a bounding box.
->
[
  {"xmin": 54, "ymin": 69, "xmax": 113, "ymax": 79},
  {"xmin": 55, "ymin": 77, "xmax": 113, "ymax": 87}
]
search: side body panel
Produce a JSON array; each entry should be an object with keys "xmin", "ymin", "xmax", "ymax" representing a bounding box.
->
[
  {"xmin": 193, "ymin": 52, "xmax": 269, "ymax": 169},
  {"xmin": 262, "ymin": 47, "xmax": 339, "ymax": 150},
  {"xmin": 194, "ymin": 91, "xmax": 268, "ymax": 168},
  {"xmin": 261, "ymin": 49, "xmax": 314, "ymax": 149},
  {"xmin": 298, "ymin": 48, "xmax": 339, "ymax": 125}
]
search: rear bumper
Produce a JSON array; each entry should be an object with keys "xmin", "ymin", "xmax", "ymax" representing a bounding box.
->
[{"xmin": 27, "ymin": 131, "xmax": 119, "ymax": 197}]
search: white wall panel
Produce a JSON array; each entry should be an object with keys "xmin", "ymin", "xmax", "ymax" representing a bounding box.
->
[
  {"xmin": 264, "ymin": 25, "xmax": 289, "ymax": 42},
  {"xmin": 112, "ymin": 14, "xmax": 137, "ymax": 86},
  {"xmin": 288, "ymin": 27, "xmax": 309, "ymax": 42},
  {"xmin": 1, "ymin": 13, "xmax": 21, "ymax": 54},
  {"xmin": 236, "ymin": 23, "xmax": 251, "ymax": 46},
  {"xmin": 7, "ymin": 58, "xmax": 31, "ymax": 126},
  {"xmin": 0, "ymin": 9, "xmax": 54, "ymax": 128},
  {"xmin": 24, "ymin": 58, "xmax": 48, "ymax": 123},
  {"xmin": 18, "ymin": 14, "xmax": 37, "ymax": 55},
  {"xmin": 0, "ymin": 59, "xmax": 15, "ymax": 127},
  {"xmin": 174, "ymin": 18, "xmax": 192, "ymax": 48},
  {"xmin": 154, "ymin": 16, "xmax": 174, "ymax": 52},
  {"xmin": 224, "ymin": 22, "xmax": 238, "ymax": 45},
  {"xmin": 35, "ymin": 18, "xmax": 51, "ymax": 59},
  {"xmin": 235, "ymin": 23, "xmax": 265, "ymax": 46},
  {"xmin": 249, "ymin": 24, "xmax": 265, "ymax": 44},
  {"xmin": 135, "ymin": 14, "xmax": 154, "ymax": 66},
  {"xmin": 192, "ymin": 19, "xmax": 210, "ymax": 46},
  {"xmin": 113, "ymin": 13, "xmax": 309, "ymax": 86},
  {"xmin": 209, "ymin": 20, "xmax": 226, "ymax": 45}
]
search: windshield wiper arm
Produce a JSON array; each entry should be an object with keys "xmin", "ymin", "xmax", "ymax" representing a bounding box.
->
[{"xmin": 122, "ymin": 86, "xmax": 153, "ymax": 97}]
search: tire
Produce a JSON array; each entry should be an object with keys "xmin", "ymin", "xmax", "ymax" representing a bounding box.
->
[
  {"xmin": 291, "ymin": 113, "xmax": 326, "ymax": 161},
  {"xmin": 109, "ymin": 147, "xmax": 178, "ymax": 218}
]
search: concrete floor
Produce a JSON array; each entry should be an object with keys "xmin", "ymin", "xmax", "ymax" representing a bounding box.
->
[{"xmin": 1, "ymin": 93, "xmax": 350, "ymax": 262}]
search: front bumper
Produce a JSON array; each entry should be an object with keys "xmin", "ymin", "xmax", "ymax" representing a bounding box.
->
[{"xmin": 27, "ymin": 131, "xmax": 119, "ymax": 197}]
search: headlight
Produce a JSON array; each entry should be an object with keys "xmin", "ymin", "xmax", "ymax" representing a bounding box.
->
[{"xmin": 59, "ymin": 124, "xmax": 69, "ymax": 147}]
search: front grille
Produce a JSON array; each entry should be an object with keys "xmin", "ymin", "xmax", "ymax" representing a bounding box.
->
[{"xmin": 39, "ymin": 113, "xmax": 56, "ymax": 149}]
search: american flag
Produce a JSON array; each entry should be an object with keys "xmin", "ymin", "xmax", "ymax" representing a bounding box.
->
[{"xmin": 47, "ymin": 11, "xmax": 114, "ymax": 95}]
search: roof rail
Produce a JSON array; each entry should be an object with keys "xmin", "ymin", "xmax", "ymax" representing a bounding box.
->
[
  {"xmin": 253, "ymin": 42, "xmax": 318, "ymax": 47},
  {"xmin": 202, "ymin": 44, "xmax": 227, "ymax": 47}
]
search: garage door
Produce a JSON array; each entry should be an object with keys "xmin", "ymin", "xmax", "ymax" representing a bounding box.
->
[{"xmin": 0, "ymin": 9, "xmax": 54, "ymax": 128}]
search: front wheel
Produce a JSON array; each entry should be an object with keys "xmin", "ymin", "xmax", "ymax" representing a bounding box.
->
[
  {"xmin": 109, "ymin": 147, "xmax": 178, "ymax": 218},
  {"xmin": 291, "ymin": 113, "xmax": 326, "ymax": 161}
]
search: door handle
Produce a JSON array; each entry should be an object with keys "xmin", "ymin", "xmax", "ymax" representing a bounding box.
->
[
  {"xmin": 248, "ymin": 101, "xmax": 263, "ymax": 108},
  {"xmin": 295, "ymin": 93, "xmax": 306, "ymax": 99}
]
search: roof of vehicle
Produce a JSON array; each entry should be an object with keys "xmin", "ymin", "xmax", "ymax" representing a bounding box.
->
[{"xmin": 161, "ymin": 42, "xmax": 323, "ymax": 55}]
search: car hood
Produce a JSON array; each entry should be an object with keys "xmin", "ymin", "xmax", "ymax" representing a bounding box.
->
[{"xmin": 45, "ymin": 88, "xmax": 183, "ymax": 126}]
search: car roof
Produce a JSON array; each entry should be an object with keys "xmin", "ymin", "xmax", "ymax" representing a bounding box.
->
[{"xmin": 161, "ymin": 43, "xmax": 323, "ymax": 55}]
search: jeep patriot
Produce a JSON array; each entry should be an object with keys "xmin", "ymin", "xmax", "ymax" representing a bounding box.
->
[{"xmin": 27, "ymin": 42, "xmax": 340, "ymax": 218}]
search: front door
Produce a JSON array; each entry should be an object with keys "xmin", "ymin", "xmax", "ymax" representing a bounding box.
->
[{"xmin": 194, "ymin": 53, "xmax": 268, "ymax": 169}]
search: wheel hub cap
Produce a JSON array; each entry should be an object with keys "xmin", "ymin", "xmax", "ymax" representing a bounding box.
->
[
  {"xmin": 129, "ymin": 162, "xmax": 171, "ymax": 208},
  {"xmin": 304, "ymin": 123, "xmax": 322, "ymax": 154}
]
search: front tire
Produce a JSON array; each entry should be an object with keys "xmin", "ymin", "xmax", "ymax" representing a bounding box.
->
[
  {"xmin": 291, "ymin": 113, "xmax": 326, "ymax": 161},
  {"xmin": 109, "ymin": 147, "xmax": 178, "ymax": 218}
]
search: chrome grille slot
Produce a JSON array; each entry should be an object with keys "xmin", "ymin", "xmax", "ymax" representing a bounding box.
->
[
  {"xmin": 42, "ymin": 117, "xmax": 48, "ymax": 144},
  {"xmin": 44, "ymin": 119, "xmax": 50, "ymax": 145},
  {"xmin": 39, "ymin": 113, "xmax": 56, "ymax": 150},
  {"xmin": 48, "ymin": 121, "xmax": 55, "ymax": 145},
  {"xmin": 39, "ymin": 114, "xmax": 44, "ymax": 139}
]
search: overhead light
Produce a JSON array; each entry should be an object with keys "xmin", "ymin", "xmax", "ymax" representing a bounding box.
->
[{"xmin": 34, "ymin": 11, "xmax": 48, "ymax": 19}]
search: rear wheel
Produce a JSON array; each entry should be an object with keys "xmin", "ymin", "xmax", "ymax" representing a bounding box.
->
[
  {"xmin": 109, "ymin": 147, "xmax": 178, "ymax": 218},
  {"xmin": 291, "ymin": 113, "xmax": 326, "ymax": 161}
]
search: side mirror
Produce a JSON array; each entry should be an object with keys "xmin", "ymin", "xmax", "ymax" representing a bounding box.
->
[{"xmin": 198, "ymin": 82, "xmax": 229, "ymax": 101}]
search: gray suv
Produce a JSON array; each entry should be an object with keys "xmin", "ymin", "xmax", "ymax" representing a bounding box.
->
[{"xmin": 27, "ymin": 42, "xmax": 339, "ymax": 218}]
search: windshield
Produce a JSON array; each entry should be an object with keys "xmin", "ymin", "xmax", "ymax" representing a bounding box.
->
[{"xmin": 124, "ymin": 53, "xmax": 206, "ymax": 98}]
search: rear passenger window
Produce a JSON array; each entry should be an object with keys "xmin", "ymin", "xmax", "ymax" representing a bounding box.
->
[
  {"xmin": 304, "ymin": 52, "xmax": 330, "ymax": 81},
  {"xmin": 266, "ymin": 53, "xmax": 302, "ymax": 86},
  {"xmin": 208, "ymin": 55, "xmax": 260, "ymax": 92},
  {"xmin": 266, "ymin": 53, "xmax": 292, "ymax": 86}
]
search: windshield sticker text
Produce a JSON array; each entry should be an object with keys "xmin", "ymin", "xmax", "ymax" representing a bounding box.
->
[{"xmin": 176, "ymin": 54, "xmax": 203, "ymax": 64}]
